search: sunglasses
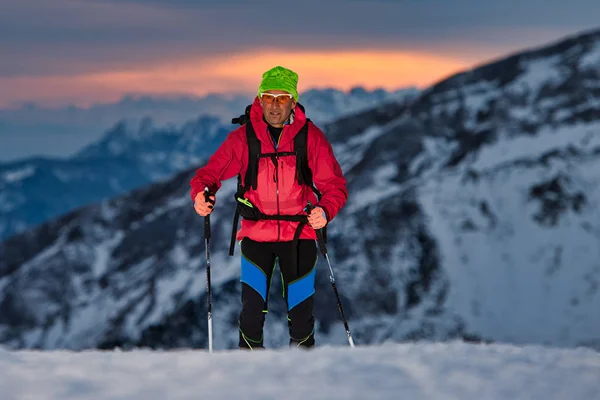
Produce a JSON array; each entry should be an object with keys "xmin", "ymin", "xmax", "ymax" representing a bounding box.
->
[{"xmin": 259, "ymin": 92, "xmax": 294, "ymax": 105}]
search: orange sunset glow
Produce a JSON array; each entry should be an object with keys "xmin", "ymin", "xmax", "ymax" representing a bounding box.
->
[{"xmin": 0, "ymin": 49, "xmax": 474, "ymax": 108}]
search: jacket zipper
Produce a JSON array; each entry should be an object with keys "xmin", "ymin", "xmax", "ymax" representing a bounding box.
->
[
  {"xmin": 273, "ymin": 155, "xmax": 281, "ymax": 241},
  {"xmin": 271, "ymin": 126, "xmax": 284, "ymax": 242}
]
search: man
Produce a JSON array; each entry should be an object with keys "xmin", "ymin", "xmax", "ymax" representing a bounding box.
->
[{"xmin": 190, "ymin": 65, "xmax": 347, "ymax": 349}]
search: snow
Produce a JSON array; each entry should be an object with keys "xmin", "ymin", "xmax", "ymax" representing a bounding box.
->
[
  {"xmin": 92, "ymin": 231, "xmax": 125, "ymax": 277},
  {"xmin": 580, "ymin": 41, "xmax": 600, "ymax": 69},
  {"xmin": 346, "ymin": 164, "xmax": 401, "ymax": 213},
  {"xmin": 512, "ymin": 55, "xmax": 565, "ymax": 96},
  {"xmin": 1, "ymin": 165, "xmax": 35, "ymax": 182},
  {"xmin": 0, "ymin": 341, "xmax": 597, "ymax": 399},
  {"xmin": 472, "ymin": 121, "xmax": 600, "ymax": 171},
  {"xmin": 0, "ymin": 190, "xmax": 25, "ymax": 213},
  {"xmin": 410, "ymin": 136, "xmax": 458, "ymax": 175},
  {"xmin": 431, "ymin": 81, "xmax": 500, "ymax": 130},
  {"xmin": 418, "ymin": 139, "xmax": 600, "ymax": 347}
]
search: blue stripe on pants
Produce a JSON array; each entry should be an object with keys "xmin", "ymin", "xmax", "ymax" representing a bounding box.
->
[
  {"xmin": 240, "ymin": 256, "xmax": 267, "ymax": 302},
  {"xmin": 287, "ymin": 267, "xmax": 316, "ymax": 310}
]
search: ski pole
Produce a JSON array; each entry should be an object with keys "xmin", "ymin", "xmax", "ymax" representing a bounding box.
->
[
  {"xmin": 306, "ymin": 201, "xmax": 355, "ymax": 348},
  {"xmin": 204, "ymin": 188, "xmax": 213, "ymax": 353}
]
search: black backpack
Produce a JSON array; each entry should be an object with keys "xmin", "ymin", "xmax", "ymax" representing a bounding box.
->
[{"xmin": 228, "ymin": 103, "xmax": 324, "ymax": 267}]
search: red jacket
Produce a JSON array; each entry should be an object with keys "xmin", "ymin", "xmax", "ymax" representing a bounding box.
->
[{"xmin": 189, "ymin": 97, "xmax": 348, "ymax": 242}]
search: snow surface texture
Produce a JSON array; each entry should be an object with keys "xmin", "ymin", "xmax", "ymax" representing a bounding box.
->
[{"xmin": 0, "ymin": 342, "xmax": 598, "ymax": 400}]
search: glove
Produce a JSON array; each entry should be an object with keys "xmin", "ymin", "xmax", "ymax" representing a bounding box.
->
[
  {"xmin": 194, "ymin": 189, "xmax": 215, "ymax": 217},
  {"xmin": 307, "ymin": 206, "xmax": 327, "ymax": 230}
]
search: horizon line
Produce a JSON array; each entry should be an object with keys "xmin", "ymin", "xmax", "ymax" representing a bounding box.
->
[{"xmin": 0, "ymin": 84, "xmax": 423, "ymax": 110}]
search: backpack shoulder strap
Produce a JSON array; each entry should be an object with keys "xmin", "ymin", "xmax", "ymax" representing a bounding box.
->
[
  {"xmin": 294, "ymin": 119, "xmax": 327, "ymax": 243},
  {"xmin": 230, "ymin": 108, "xmax": 259, "ymax": 256},
  {"xmin": 294, "ymin": 121, "xmax": 321, "ymax": 197},
  {"xmin": 243, "ymin": 121, "xmax": 261, "ymax": 192}
]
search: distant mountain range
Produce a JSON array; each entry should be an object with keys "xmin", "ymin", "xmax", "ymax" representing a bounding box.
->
[
  {"xmin": 0, "ymin": 87, "xmax": 418, "ymax": 161},
  {"xmin": 1, "ymin": 28, "xmax": 599, "ymax": 351},
  {"xmin": 0, "ymin": 87, "xmax": 419, "ymax": 239}
]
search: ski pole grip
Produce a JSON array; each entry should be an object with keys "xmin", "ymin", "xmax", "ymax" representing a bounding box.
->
[
  {"xmin": 203, "ymin": 187, "xmax": 215, "ymax": 207},
  {"xmin": 306, "ymin": 201, "xmax": 328, "ymax": 256}
]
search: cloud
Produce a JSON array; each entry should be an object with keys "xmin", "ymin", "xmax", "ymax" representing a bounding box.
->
[
  {"xmin": 3, "ymin": 0, "xmax": 598, "ymax": 69},
  {"xmin": 1, "ymin": 0, "xmax": 598, "ymax": 106},
  {"xmin": 0, "ymin": 48, "xmax": 472, "ymax": 107}
]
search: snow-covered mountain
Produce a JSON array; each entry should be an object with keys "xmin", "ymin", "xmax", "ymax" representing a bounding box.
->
[
  {"xmin": 0, "ymin": 94, "xmax": 251, "ymax": 162},
  {"xmin": 0, "ymin": 116, "xmax": 227, "ymax": 241},
  {"xmin": 0, "ymin": 88, "xmax": 416, "ymax": 161},
  {"xmin": 1, "ymin": 28, "xmax": 600, "ymax": 351},
  {"xmin": 0, "ymin": 87, "xmax": 416, "ymax": 240}
]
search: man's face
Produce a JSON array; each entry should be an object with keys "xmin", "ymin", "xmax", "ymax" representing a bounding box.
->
[{"xmin": 259, "ymin": 90, "xmax": 296, "ymax": 128}]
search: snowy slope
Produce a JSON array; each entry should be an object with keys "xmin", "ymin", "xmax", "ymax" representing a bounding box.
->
[
  {"xmin": 321, "ymin": 27, "xmax": 600, "ymax": 348},
  {"xmin": 0, "ymin": 342, "xmax": 598, "ymax": 400},
  {"xmin": 418, "ymin": 127, "xmax": 600, "ymax": 346}
]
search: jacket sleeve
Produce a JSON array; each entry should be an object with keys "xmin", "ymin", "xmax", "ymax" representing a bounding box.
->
[
  {"xmin": 308, "ymin": 125, "xmax": 348, "ymax": 221},
  {"xmin": 189, "ymin": 129, "xmax": 244, "ymax": 202}
]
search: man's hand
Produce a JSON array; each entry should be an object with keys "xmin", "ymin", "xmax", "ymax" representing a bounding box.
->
[
  {"xmin": 307, "ymin": 206, "xmax": 327, "ymax": 230},
  {"xmin": 194, "ymin": 191, "xmax": 215, "ymax": 216}
]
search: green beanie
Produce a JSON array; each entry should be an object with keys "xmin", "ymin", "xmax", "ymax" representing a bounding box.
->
[{"xmin": 257, "ymin": 66, "xmax": 299, "ymax": 101}]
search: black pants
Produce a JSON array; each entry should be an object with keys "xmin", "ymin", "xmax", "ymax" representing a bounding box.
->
[{"xmin": 239, "ymin": 238, "xmax": 318, "ymax": 349}]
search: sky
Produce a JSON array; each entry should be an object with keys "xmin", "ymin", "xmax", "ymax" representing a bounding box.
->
[
  {"xmin": 1, "ymin": 0, "xmax": 600, "ymax": 108},
  {"xmin": 0, "ymin": 341, "xmax": 598, "ymax": 399}
]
